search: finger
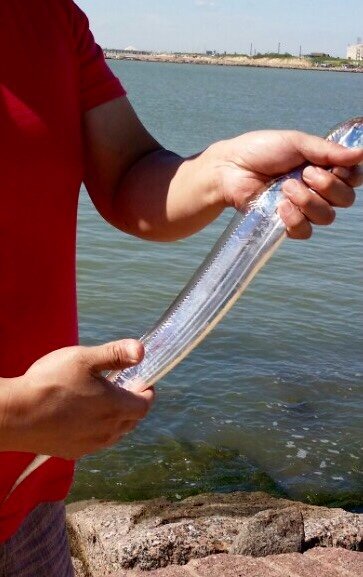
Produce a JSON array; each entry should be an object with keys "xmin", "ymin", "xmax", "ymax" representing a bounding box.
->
[
  {"xmin": 81, "ymin": 339, "xmax": 144, "ymax": 373},
  {"xmin": 293, "ymin": 132, "xmax": 363, "ymax": 168},
  {"xmin": 102, "ymin": 419, "xmax": 145, "ymax": 449},
  {"xmin": 278, "ymin": 198, "xmax": 312, "ymax": 239},
  {"xmin": 332, "ymin": 165, "xmax": 363, "ymax": 189},
  {"xmin": 283, "ymin": 179, "xmax": 336, "ymax": 225},
  {"xmin": 302, "ymin": 167, "xmax": 356, "ymax": 207},
  {"xmin": 112, "ymin": 389, "xmax": 155, "ymax": 441},
  {"xmin": 113, "ymin": 385, "xmax": 154, "ymax": 420}
]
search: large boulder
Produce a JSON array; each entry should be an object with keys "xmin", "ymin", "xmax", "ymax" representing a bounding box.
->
[{"xmin": 67, "ymin": 491, "xmax": 362, "ymax": 576}]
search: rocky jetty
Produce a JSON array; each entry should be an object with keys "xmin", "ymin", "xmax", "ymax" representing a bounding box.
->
[{"xmin": 66, "ymin": 491, "xmax": 362, "ymax": 577}]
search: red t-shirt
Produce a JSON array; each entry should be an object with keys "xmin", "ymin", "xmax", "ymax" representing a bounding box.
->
[{"xmin": 0, "ymin": 0, "xmax": 125, "ymax": 542}]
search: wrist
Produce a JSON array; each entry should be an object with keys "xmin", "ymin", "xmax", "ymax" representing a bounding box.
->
[
  {"xmin": 0, "ymin": 375, "xmax": 32, "ymax": 452},
  {"xmin": 196, "ymin": 141, "xmax": 228, "ymax": 212}
]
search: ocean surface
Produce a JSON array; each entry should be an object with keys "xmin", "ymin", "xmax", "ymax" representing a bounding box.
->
[{"xmin": 71, "ymin": 61, "xmax": 362, "ymax": 508}]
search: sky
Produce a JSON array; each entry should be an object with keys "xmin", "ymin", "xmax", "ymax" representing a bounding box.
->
[{"xmin": 76, "ymin": 0, "xmax": 363, "ymax": 57}]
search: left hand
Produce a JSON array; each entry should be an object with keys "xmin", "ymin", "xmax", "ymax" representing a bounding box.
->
[{"xmin": 208, "ymin": 130, "xmax": 363, "ymax": 239}]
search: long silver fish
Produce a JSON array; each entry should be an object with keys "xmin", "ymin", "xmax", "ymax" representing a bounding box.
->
[
  {"xmin": 108, "ymin": 116, "xmax": 363, "ymax": 392},
  {"xmin": 6, "ymin": 117, "xmax": 362, "ymax": 499}
]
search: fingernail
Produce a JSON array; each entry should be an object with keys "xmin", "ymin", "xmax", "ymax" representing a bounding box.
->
[
  {"xmin": 283, "ymin": 179, "xmax": 299, "ymax": 194},
  {"xmin": 303, "ymin": 166, "xmax": 322, "ymax": 181},
  {"xmin": 125, "ymin": 342, "xmax": 141, "ymax": 362}
]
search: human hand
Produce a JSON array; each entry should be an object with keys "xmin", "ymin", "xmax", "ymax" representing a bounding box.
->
[
  {"xmin": 1, "ymin": 339, "xmax": 153, "ymax": 459},
  {"xmin": 208, "ymin": 130, "xmax": 363, "ymax": 238}
]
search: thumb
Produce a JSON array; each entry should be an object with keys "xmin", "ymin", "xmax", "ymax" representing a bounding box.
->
[
  {"xmin": 82, "ymin": 339, "xmax": 144, "ymax": 373},
  {"xmin": 296, "ymin": 133, "xmax": 363, "ymax": 168}
]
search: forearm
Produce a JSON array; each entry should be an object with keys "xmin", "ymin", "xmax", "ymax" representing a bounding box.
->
[
  {"xmin": 84, "ymin": 97, "xmax": 226, "ymax": 240},
  {"xmin": 108, "ymin": 146, "xmax": 225, "ymax": 241}
]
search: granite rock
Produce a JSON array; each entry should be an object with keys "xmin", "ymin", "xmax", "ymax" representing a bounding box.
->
[
  {"xmin": 230, "ymin": 507, "xmax": 304, "ymax": 556},
  {"xmin": 71, "ymin": 557, "xmax": 87, "ymax": 577},
  {"xmin": 67, "ymin": 491, "xmax": 363, "ymax": 575},
  {"xmin": 304, "ymin": 513, "xmax": 362, "ymax": 551}
]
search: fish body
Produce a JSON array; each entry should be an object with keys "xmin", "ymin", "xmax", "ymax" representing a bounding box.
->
[{"xmin": 109, "ymin": 117, "xmax": 363, "ymax": 392}]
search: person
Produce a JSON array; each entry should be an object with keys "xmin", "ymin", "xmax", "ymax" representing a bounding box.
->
[{"xmin": 0, "ymin": 1, "xmax": 362, "ymax": 575}]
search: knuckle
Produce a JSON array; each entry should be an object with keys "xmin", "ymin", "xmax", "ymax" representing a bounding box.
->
[
  {"xmin": 109, "ymin": 342, "xmax": 120, "ymax": 362},
  {"xmin": 65, "ymin": 346, "xmax": 81, "ymax": 362},
  {"xmin": 289, "ymin": 130, "xmax": 302, "ymax": 146},
  {"xmin": 95, "ymin": 430, "xmax": 116, "ymax": 448},
  {"xmin": 313, "ymin": 207, "xmax": 335, "ymax": 226},
  {"xmin": 75, "ymin": 346, "xmax": 92, "ymax": 367},
  {"xmin": 108, "ymin": 342, "xmax": 130, "ymax": 367},
  {"xmin": 299, "ymin": 193, "xmax": 315, "ymax": 211},
  {"xmin": 292, "ymin": 211, "xmax": 306, "ymax": 228},
  {"xmin": 104, "ymin": 410, "xmax": 120, "ymax": 424},
  {"xmin": 316, "ymin": 173, "xmax": 331, "ymax": 194}
]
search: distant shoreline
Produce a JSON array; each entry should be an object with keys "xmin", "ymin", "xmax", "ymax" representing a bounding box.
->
[{"xmin": 105, "ymin": 52, "xmax": 363, "ymax": 73}]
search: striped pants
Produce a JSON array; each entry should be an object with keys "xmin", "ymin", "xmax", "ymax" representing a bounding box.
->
[{"xmin": 0, "ymin": 502, "xmax": 74, "ymax": 577}]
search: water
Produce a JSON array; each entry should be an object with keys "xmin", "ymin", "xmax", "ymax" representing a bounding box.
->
[{"xmin": 71, "ymin": 62, "xmax": 362, "ymax": 508}]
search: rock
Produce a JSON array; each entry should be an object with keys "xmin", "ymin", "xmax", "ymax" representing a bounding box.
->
[
  {"xmin": 67, "ymin": 492, "xmax": 293, "ymax": 574},
  {"xmin": 112, "ymin": 549, "xmax": 363, "ymax": 577},
  {"xmin": 66, "ymin": 491, "xmax": 363, "ymax": 575},
  {"xmin": 67, "ymin": 502, "xmax": 243, "ymax": 573},
  {"xmin": 118, "ymin": 517, "xmax": 237, "ymax": 570},
  {"xmin": 159, "ymin": 491, "xmax": 296, "ymax": 521},
  {"xmin": 304, "ymin": 513, "xmax": 362, "ymax": 551},
  {"xmin": 71, "ymin": 557, "xmax": 87, "ymax": 577},
  {"xmin": 67, "ymin": 499, "xmax": 148, "ymax": 576},
  {"xmin": 230, "ymin": 507, "xmax": 304, "ymax": 556}
]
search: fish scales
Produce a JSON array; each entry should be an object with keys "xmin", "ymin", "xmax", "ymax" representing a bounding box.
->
[{"xmin": 108, "ymin": 117, "xmax": 363, "ymax": 392}]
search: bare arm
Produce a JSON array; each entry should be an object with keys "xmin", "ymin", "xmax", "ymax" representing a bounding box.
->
[{"xmin": 83, "ymin": 97, "xmax": 222, "ymax": 240}]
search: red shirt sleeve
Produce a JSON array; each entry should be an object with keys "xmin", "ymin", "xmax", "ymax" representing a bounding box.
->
[{"xmin": 70, "ymin": 1, "xmax": 126, "ymax": 111}]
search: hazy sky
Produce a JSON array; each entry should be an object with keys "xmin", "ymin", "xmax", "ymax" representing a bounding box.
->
[{"xmin": 76, "ymin": 0, "xmax": 362, "ymax": 57}]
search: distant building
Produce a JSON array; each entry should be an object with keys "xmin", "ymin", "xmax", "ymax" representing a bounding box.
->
[
  {"xmin": 347, "ymin": 44, "xmax": 363, "ymax": 60},
  {"xmin": 305, "ymin": 52, "xmax": 330, "ymax": 58}
]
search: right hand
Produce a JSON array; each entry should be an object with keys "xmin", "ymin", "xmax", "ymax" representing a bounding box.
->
[
  {"xmin": 207, "ymin": 130, "xmax": 362, "ymax": 239},
  {"xmin": 2, "ymin": 339, "xmax": 153, "ymax": 459}
]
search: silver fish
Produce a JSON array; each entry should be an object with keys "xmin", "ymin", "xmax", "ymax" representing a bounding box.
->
[
  {"xmin": 108, "ymin": 117, "xmax": 363, "ymax": 392},
  {"xmin": 7, "ymin": 117, "xmax": 362, "ymax": 498}
]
